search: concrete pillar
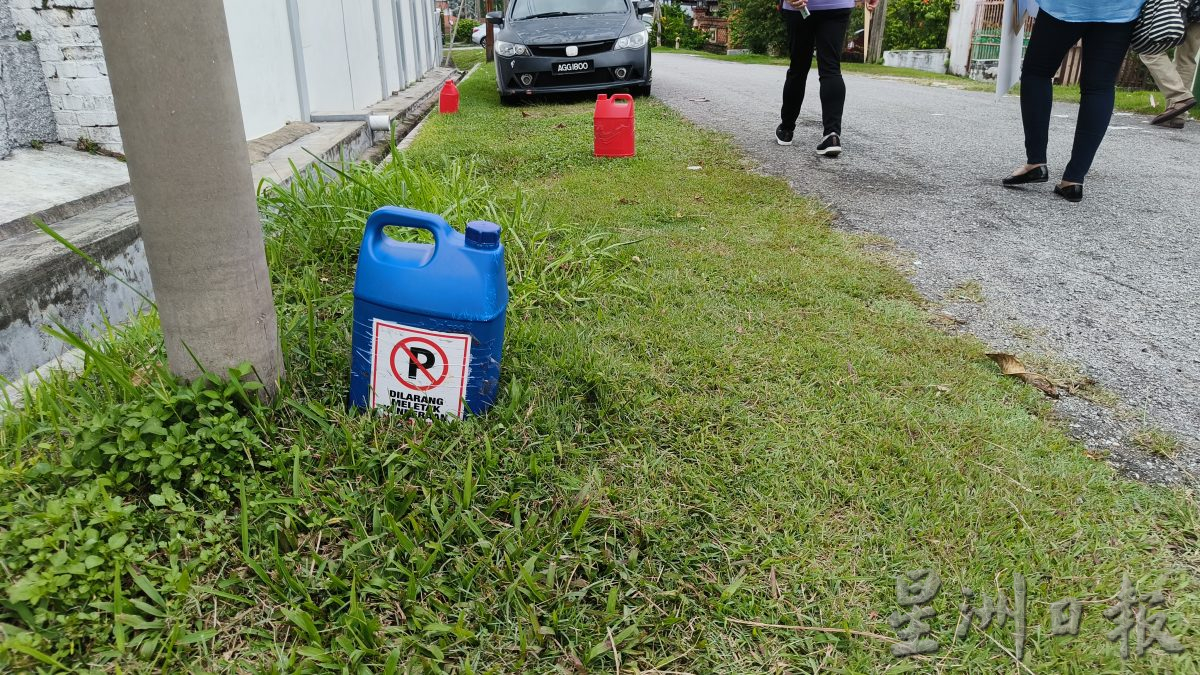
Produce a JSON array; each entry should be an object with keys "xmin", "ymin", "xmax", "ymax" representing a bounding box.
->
[{"xmin": 93, "ymin": 0, "xmax": 283, "ymax": 392}]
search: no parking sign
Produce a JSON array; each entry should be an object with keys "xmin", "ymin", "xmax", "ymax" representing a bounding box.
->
[{"xmin": 370, "ymin": 319, "xmax": 471, "ymax": 418}]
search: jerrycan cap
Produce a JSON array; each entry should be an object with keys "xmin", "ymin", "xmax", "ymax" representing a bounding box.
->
[{"xmin": 465, "ymin": 221, "xmax": 501, "ymax": 249}]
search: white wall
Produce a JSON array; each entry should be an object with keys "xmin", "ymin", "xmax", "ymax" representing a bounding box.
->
[
  {"xmin": 397, "ymin": 0, "xmax": 421, "ymax": 86},
  {"xmin": 946, "ymin": 0, "xmax": 980, "ymax": 77},
  {"xmin": 343, "ymin": 0, "xmax": 385, "ymax": 109},
  {"xmin": 224, "ymin": 0, "xmax": 303, "ymax": 139},
  {"xmin": 298, "ymin": 0, "xmax": 434, "ymax": 114},
  {"xmin": 297, "ymin": 0, "xmax": 354, "ymax": 112},
  {"xmin": 377, "ymin": 0, "xmax": 402, "ymax": 94}
]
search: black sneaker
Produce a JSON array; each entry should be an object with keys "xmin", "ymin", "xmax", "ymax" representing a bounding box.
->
[
  {"xmin": 775, "ymin": 125, "xmax": 793, "ymax": 146},
  {"xmin": 816, "ymin": 132, "xmax": 842, "ymax": 157}
]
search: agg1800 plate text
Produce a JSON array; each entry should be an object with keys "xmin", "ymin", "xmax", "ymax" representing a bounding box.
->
[{"xmin": 553, "ymin": 60, "xmax": 592, "ymax": 74}]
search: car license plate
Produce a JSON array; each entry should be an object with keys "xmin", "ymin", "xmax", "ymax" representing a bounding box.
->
[{"xmin": 553, "ymin": 60, "xmax": 592, "ymax": 75}]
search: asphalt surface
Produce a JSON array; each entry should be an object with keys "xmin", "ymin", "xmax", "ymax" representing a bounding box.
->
[{"xmin": 653, "ymin": 53, "xmax": 1200, "ymax": 484}]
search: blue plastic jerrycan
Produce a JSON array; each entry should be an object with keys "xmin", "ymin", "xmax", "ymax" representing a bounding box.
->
[{"xmin": 349, "ymin": 206, "xmax": 507, "ymax": 418}]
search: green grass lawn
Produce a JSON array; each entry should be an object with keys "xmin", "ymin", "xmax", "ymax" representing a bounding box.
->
[
  {"xmin": 2, "ymin": 64, "xmax": 1199, "ymax": 672},
  {"xmin": 654, "ymin": 46, "xmax": 1200, "ymax": 120},
  {"xmin": 451, "ymin": 47, "xmax": 486, "ymax": 73}
]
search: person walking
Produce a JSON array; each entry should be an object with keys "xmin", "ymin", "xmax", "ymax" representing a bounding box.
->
[
  {"xmin": 775, "ymin": 0, "xmax": 880, "ymax": 157},
  {"xmin": 1002, "ymin": 0, "xmax": 1145, "ymax": 203},
  {"xmin": 1141, "ymin": 2, "xmax": 1199, "ymax": 128}
]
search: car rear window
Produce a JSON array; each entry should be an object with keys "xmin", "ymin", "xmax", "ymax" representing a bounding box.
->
[{"xmin": 510, "ymin": 0, "xmax": 629, "ymax": 20}]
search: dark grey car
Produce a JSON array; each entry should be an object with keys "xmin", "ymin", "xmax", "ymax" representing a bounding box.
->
[{"xmin": 486, "ymin": 0, "xmax": 653, "ymax": 104}]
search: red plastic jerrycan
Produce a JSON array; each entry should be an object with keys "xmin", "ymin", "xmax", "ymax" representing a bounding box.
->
[
  {"xmin": 594, "ymin": 93, "xmax": 635, "ymax": 157},
  {"xmin": 439, "ymin": 79, "xmax": 459, "ymax": 114}
]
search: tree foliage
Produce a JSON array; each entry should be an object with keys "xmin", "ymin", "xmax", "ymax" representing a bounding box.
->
[
  {"xmin": 454, "ymin": 18, "xmax": 480, "ymax": 43},
  {"xmin": 657, "ymin": 3, "xmax": 707, "ymax": 50},
  {"xmin": 728, "ymin": 0, "xmax": 786, "ymax": 54},
  {"xmin": 724, "ymin": 0, "xmax": 952, "ymax": 56},
  {"xmin": 883, "ymin": 0, "xmax": 953, "ymax": 51}
]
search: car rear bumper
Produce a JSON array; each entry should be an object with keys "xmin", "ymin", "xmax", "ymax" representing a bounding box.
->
[{"xmin": 495, "ymin": 46, "xmax": 650, "ymax": 96}]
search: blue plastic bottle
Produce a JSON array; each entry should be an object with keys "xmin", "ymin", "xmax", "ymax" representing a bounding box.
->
[{"xmin": 349, "ymin": 206, "xmax": 507, "ymax": 418}]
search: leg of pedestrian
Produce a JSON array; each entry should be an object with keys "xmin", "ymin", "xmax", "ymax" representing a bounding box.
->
[
  {"xmin": 1176, "ymin": 24, "xmax": 1200, "ymax": 99},
  {"xmin": 1164, "ymin": 23, "xmax": 1200, "ymax": 124},
  {"xmin": 1007, "ymin": 12, "xmax": 1082, "ymax": 186},
  {"xmin": 1141, "ymin": 49, "xmax": 1193, "ymax": 120},
  {"xmin": 813, "ymin": 8, "xmax": 852, "ymax": 139},
  {"xmin": 1142, "ymin": 24, "xmax": 1200, "ymax": 125},
  {"xmin": 1061, "ymin": 20, "xmax": 1136, "ymax": 186},
  {"xmin": 1140, "ymin": 50, "xmax": 1190, "ymax": 109},
  {"xmin": 778, "ymin": 10, "xmax": 818, "ymax": 145}
]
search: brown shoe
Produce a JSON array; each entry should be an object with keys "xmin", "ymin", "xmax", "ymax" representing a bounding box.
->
[{"xmin": 1151, "ymin": 97, "xmax": 1196, "ymax": 125}]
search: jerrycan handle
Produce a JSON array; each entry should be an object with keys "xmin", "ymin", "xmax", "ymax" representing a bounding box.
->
[
  {"xmin": 363, "ymin": 206, "xmax": 454, "ymax": 266},
  {"xmin": 610, "ymin": 93, "xmax": 634, "ymax": 108}
]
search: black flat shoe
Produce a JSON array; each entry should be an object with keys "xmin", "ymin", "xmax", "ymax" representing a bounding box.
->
[
  {"xmin": 1002, "ymin": 165, "xmax": 1049, "ymax": 186},
  {"xmin": 1054, "ymin": 183, "xmax": 1083, "ymax": 202}
]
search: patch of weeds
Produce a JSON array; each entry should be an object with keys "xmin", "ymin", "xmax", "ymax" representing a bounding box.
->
[
  {"xmin": 29, "ymin": 140, "xmax": 45, "ymax": 151},
  {"xmin": 1133, "ymin": 427, "xmax": 1182, "ymax": 458},
  {"xmin": 948, "ymin": 279, "xmax": 985, "ymax": 303},
  {"xmin": 1010, "ymin": 322, "xmax": 1048, "ymax": 341},
  {"xmin": 74, "ymin": 136, "xmax": 126, "ymax": 162},
  {"xmin": 1, "ymin": 353, "xmax": 270, "ymax": 657},
  {"xmin": 1016, "ymin": 350, "xmax": 1126, "ymax": 409},
  {"xmin": 1021, "ymin": 352, "xmax": 1096, "ymax": 393},
  {"xmin": 1076, "ymin": 381, "xmax": 1123, "ymax": 409},
  {"xmin": 850, "ymin": 231, "xmax": 916, "ymax": 275},
  {"xmin": 16, "ymin": 29, "xmax": 32, "ymax": 41}
]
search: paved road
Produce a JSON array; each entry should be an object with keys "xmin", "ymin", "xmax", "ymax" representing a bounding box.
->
[{"xmin": 653, "ymin": 53, "xmax": 1200, "ymax": 483}]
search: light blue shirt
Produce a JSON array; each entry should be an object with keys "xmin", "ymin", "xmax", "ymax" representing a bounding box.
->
[{"xmin": 1036, "ymin": 0, "xmax": 1145, "ymax": 23}]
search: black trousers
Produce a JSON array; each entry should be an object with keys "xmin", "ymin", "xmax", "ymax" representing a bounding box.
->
[
  {"xmin": 1020, "ymin": 11, "xmax": 1135, "ymax": 183},
  {"xmin": 780, "ymin": 8, "xmax": 851, "ymax": 136}
]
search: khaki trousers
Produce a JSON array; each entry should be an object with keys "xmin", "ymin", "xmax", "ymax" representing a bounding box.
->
[{"xmin": 1140, "ymin": 22, "xmax": 1200, "ymax": 105}]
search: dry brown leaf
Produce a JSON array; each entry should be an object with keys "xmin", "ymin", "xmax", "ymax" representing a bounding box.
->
[
  {"xmin": 521, "ymin": 110, "xmax": 531, "ymax": 117},
  {"xmin": 986, "ymin": 352, "xmax": 1059, "ymax": 398}
]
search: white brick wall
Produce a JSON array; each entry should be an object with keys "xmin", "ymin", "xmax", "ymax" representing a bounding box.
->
[{"xmin": 10, "ymin": 0, "xmax": 120, "ymax": 153}]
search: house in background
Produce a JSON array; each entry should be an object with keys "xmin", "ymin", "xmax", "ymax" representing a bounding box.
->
[
  {"xmin": 1, "ymin": 0, "xmax": 446, "ymax": 158},
  {"xmin": 690, "ymin": 3, "xmax": 731, "ymax": 52}
]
